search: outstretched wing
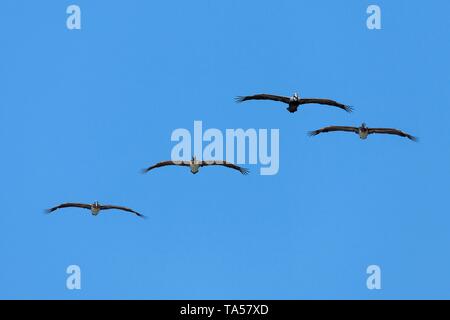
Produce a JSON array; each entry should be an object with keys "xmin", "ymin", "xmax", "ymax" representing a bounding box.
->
[
  {"xmin": 235, "ymin": 94, "xmax": 290, "ymax": 104},
  {"xmin": 200, "ymin": 161, "xmax": 249, "ymax": 175},
  {"xmin": 46, "ymin": 203, "xmax": 91, "ymax": 213},
  {"xmin": 368, "ymin": 128, "xmax": 418, "ymax": 141},
  {"xmin": 100, "ymin": 205, "xmax": 145, "ymax": 218},
  {"xmin": 142, "ymin": 160, "xmax": 190, "ymax": 173},
  {"xmin": 299, "ymin": 98, "xmax": 353, "ymax": 113},
  {"xmin": 308, "ymin": 126, "xmax": 358, "ymax": 137}
]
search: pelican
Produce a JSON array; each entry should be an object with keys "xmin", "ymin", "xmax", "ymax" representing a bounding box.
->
[
  {"xmin": 236, "ymin": 92, "xmax": 353, "ymax": 113},
  {"xmin": 46, "ymin": 201, "xmax": 145, "ymax": 218},
  {"xmin": 143, "ymin": 157, "xmax": 249, "ymax": 175},
  {"xmin": 308, "ymin": 123, "xmax": 417, "ymax": 141}
]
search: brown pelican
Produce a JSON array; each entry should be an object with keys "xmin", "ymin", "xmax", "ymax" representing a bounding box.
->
[
  {"xmin": 143, "ymin": 157, "xmax": 249, "ymax": 175},
  {"xmin": 308, "ymin": 123, "xmax": 417, "ymax": 141},
  {"xmin": 46, "ymin": 201, "xmax": 145, "ymax": 218},
  {"xmin": 236, "ymin": 92, "xmax": 353, "ymax": 113}
]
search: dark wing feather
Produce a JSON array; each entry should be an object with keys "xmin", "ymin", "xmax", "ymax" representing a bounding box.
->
[
  {"xmin": 199, "ymin": 161, "xmax": 249, "ymax": 175},
  {"xmin": 142, "ymin": 160, "xmax": 190, "ymax": 173},
  {"xmin": 235, "ymin": 94, "xmax": 290, "ymax": 104},
  {"xmin": 299, "ymin": 98, "xmax": 353, "ymax": 112},
  {"xmin": 308, "ymin": 126, "xmax": 359, "ymax": 137},
  {"xmin": 368, "ymin": 128, "xmax": 418, "ymax": 141},
  {"xmin": 46, "ymin": 203, "xmax": 91, "ymax": 213},
  {"xmin": 100, "ymin": 205, "xmax": 145, "ymax": 218}
]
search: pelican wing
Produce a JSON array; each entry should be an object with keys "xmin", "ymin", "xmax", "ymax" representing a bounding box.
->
[
  {"xmin": 308, "ymin": 126, "xmax": 358, "ymax": 137},
  {"xmin": 299, "ymin": 98, "xmax": 353, "ymax": 113},
  {"xmin": 100, "ymin": 205, "xmax": 145, "ymax": 218},
  {"xmin": 200, "ymin": 161, "xmax": 249, "ymax": 175},
  {"xmin": 235, "ymin": 94, "xmax": 290, "ymax": 104},
  {"xmin": 368, "ymin": 128, "xmax": 418, "ymax": 141},
  {"xmin": 143, "ymin": 160, "xmax": 190, "ymax": 173},
  {"xmin": 46, "ymin": 203, "xmax": 91, "ymax": 213}
]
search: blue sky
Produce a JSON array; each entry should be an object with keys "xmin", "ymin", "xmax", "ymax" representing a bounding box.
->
[{"xmin": 1, "ymin": 0, "xmax": 450, "ymax": 299}]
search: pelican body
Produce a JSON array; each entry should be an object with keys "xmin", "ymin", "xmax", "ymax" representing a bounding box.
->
[
  {"xmin": 358, "ymin": 123, "xmax": 369, "ymax": 139},
  {"xmin": 308, "ymin": 122, "xmax": 417, "ymax": 141},
  {"xmin": 288, "ymin": 93, "xmax": 300, "ymax": 113},
  {"xmin": 190, "ymin": 157, "xmax": 201, "ymax": 174},
  {"xmin": 143, "ymin": 156, "xmax": 249, "ymax": 175},
  {"xmin": 236, "ymin": 92, "xmax": 353, "ymax": 114},
  {"xmin": 91, "ymin": 201, "xmax": 101, "ymax": 215},
  {"xmin": 46, "ymin": 201, "xmax": 144, "ymax": 218}
]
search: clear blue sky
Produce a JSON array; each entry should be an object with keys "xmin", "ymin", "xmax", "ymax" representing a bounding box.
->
[{"xmin": 1, "ymin": 0, "xmax": 450, "ymax": 299}]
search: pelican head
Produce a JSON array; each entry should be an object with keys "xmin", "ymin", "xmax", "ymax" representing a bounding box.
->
[
  {"xmin": 291, "ymin": 92, "xmax": 299, "ymax": 101},
  {"xmin": 361, "ymin": 122, "xmax": 367, "ymax": 129}
]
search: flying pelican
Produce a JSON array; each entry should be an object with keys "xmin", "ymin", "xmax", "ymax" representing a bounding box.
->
[
  {"xmin": 143, "ymin": 157, "xmax": 249, "ymax": 175},
  {"xmin": 236, "ymin": 92, "xmax": 353, "ymax": 113},
  {"xmin": 46, "ymin": 201, "xmax": 145, "ymax": 218},
  {"xmin": 308, "ymin": 123, "xmax": 417, "ymax": 141}
]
